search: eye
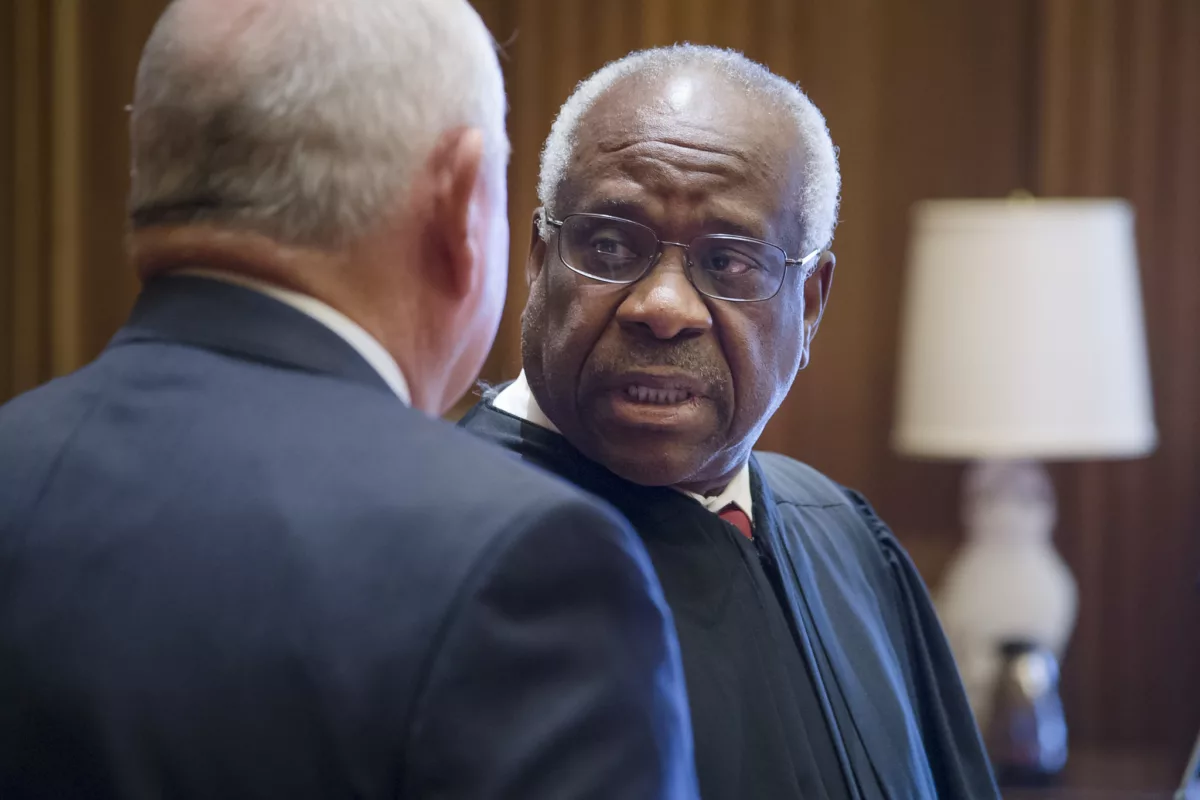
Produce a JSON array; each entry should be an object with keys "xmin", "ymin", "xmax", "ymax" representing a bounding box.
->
[
  {"xmin": 588, "ymin": 228, "xmax": 639, "ymax": 259},
  {"xmin": 703, "ymin": 247, "xmax": 763, "ymax": 276}
]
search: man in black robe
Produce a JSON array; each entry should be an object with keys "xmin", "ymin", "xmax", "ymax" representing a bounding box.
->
[{"xmin": 461, "ymin": 44, "xmax": 999, "ymax": 800}]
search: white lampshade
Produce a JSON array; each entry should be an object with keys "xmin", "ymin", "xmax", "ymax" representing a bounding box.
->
[{"xmin": 893, "ymin": 198, "xmax": 1157, "ymax": 459}]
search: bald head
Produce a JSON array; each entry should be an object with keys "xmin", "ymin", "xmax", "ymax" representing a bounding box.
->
[{"xmin": 129, "ymin": 0, "xmax": 508, "ymax": 248}]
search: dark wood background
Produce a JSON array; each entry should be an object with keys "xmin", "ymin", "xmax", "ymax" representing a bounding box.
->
[{"xmin": 2, "ymin": 0, "xmax": 1197, "ymax": 760}]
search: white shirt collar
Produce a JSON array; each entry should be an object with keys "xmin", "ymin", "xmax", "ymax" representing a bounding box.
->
[
  {"xmin": 492, "ymin": 369, "xmax": 561, "ymax": 433},
  {"xmin": 493, "ymin": 371, "xmax": 754, "ymax": 522},
  {"xmin": 175, "ymin": 269, "xmax": 412, "ymax": 405}
]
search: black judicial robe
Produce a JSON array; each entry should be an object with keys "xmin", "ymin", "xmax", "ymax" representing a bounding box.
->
[{"xmin": 461, "ymin": 396, "xmax": 999, "ymax": 800}]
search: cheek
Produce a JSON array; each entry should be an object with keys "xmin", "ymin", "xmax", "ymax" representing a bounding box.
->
[
  {"xmin": 721, "ymin": 308, "xmax": 803, "ymax": 419},
  {"xmin": 541, "ymin": 273, "xmax": 622, "ymax": 373}
]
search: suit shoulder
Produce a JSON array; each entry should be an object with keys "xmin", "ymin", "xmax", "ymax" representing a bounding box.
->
[
  {"xmin": 376, "ymin": 403, "xmax": 602, "ymax": 508},
  {"xmin": 294, "ymin": 389, "xmax": 625, "ymax": 549},
  {"xmin": 0, "ymin": 366, "xmax": 108, "ymax": 523}
]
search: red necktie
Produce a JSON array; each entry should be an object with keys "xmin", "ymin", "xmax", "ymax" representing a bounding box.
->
[{"xmin": 719, "ymin": 503, "xmax": 753, "ymax": 540}]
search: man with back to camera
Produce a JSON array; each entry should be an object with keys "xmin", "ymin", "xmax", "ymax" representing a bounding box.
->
[
  {"xmin": 0, "ymin": 3, "xmax": 698, "ymax": 798},
  {"xmin": 461, "ymin": 44, "xmax": 1001, "ymax": 800}
]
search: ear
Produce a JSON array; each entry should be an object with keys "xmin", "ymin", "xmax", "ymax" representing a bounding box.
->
[
  {"xmin": 526, "ymin": 207, "xmax": 549, "ymax": 288},
  {"xmin": 423, "ymin": 127, "xmax": 486, "ymax": 299},
  {"xmin": 798, "ymin": 251, "xmax": 836, "ymax": 369}
]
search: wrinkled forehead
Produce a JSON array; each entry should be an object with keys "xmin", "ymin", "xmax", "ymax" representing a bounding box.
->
[{"xmin": 558, "ymin": 68, "xmax": 807, "ymax": 244}]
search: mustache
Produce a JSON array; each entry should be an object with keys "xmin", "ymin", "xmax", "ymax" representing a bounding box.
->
[{"xmin": 584, "ymin": 339, "xmax": 730, "ymax": 395}]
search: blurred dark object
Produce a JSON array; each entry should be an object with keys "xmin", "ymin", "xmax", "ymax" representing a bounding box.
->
[
  {"xmin": 1002, "ymin": 746, "xmax": 1185, "ymax": 799},
  {"xmin": 1174, "ymin": 730, "xmax": 1200, "ymax": 800},
  {"xmin": 987, "ymin": 640, "xmax": 1069, "ymax": 786}
]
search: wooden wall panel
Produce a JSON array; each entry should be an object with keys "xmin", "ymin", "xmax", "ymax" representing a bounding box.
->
[
  {"xmin": 0, "ymin": 0, "xmax": 167, "ymax": 398},
  {"xmin": 1, "ymin": 0, "xmax": 1196, "ymax": 754},
  {"xmin": 3, "ymin": 0, "xmax": 54, "ymax": 399},
  {"xmin": 77, "ymin": 1, "xmax": 165, "ymax": 363},
  {"xmin": 0, "ymin": 1, "xmax": 16, "ymax": 396},
  {"xmin": 1034, "ymin": 0, "xmax": 1200, "ymax": 751}
]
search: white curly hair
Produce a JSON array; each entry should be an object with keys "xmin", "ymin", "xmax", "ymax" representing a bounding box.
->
[{"xmin": 537, "ymin": 44, "xmax": 840, "ymax": 254}]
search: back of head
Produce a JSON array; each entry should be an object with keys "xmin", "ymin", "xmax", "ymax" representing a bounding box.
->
[
  {"xmin": 130, "ymin": 0, "xmax": 507, "ymax": 249},
  {"xmin": 128, "ymin": 0, "xmax": 512, "ymax": 414}
]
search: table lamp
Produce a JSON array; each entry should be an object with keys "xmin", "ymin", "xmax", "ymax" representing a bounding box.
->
[{"xmin": 892, "ymin": 197, "xmax": 1157, "ymax": 730}]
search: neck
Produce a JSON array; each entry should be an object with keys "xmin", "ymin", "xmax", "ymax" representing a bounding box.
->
[
  {"xmin": 674, "ymin": 470, "xmax": 742, "ymax": 497},
  {"xmin": 132, "ymin": 225, "xmax": 349, "ymax": 304},
  {"xmin": 131, "ymin": 224, "xmax": 448, "ymax": 414},
  {"xmin": 673, "ymin": 442, "xmax": 754, "ymax": 496}
]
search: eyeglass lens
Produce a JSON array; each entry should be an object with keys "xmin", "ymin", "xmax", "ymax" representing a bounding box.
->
[{"xmin": 557, "ymin": 214, "xmax": 788, "ymax": 301}]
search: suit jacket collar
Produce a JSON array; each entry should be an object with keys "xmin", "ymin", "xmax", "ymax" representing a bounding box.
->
[{"xmin": 110, "ymin": 275, "xmax": 395, "ymax": 397}]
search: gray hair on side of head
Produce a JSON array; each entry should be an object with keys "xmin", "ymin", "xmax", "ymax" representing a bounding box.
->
[
  {"xmin": 537, "ymin": 44, "xmax": 840, "ymax": 255},
  {"xmin": 129, "ymin": 0, "xmax": 510, "ymax": 249}
]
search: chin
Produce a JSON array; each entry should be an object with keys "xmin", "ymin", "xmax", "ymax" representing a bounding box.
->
[
  {"xmin": 568, "ymin": 391, "xmax": 729, "ymax": 486},
  {"xmin": 583, "ymin": 438, "xmax": 709, "ymax": 488}
]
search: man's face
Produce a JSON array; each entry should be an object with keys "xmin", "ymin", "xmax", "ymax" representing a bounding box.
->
[{"xmin": 522, "ymin": 69, "xmax": 835, "ymax": 493}]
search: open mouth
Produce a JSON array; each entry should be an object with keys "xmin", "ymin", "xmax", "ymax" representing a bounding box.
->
[
  {"xmin": 597, "ymin": 374, "xmax": 713, "ymax": 433},
  {"xmin": 623, "ymin": 384, "xmax": 695, "ymax": 405}
]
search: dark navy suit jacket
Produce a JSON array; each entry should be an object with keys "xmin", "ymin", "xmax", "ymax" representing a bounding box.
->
[{"xmin": 0, "ymin": 276, "xmax": 697, "ymax": 800}]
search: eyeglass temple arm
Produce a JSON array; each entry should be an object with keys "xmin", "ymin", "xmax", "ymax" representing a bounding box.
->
[{"xmin": 785, "ymin": 248, "xmax": 823, "ymax": 267}]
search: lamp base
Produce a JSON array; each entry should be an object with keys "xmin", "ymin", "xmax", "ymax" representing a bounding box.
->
[{"xmin": 934, "ymin": 459, "xmax": 1078, "ymax": 729}]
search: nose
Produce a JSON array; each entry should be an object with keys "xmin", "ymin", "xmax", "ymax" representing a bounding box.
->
[{"xmin": 615, "ymin": 246, "xmax": 712, "ymax": 341}]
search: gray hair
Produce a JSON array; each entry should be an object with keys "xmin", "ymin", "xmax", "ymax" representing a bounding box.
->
[
  {"xmin": 538, "ymin": 44, "xmax": 839, "ymax": 254},
  {"xmin": 129, "ymin": 0, "xmax": 509, "ymax": 248}
]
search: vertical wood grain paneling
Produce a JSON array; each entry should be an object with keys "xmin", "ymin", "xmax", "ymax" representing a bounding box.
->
[
  {"xmin": 1035, "ymin": 0, "xmax": 1200, "ymax": 751},
  {"xmin": 675, "ymin": 0, "xmax": 712, "ymax": 48},
  {"xmin": 77, "ymin": 0, "xmax": 165, "ymax": 364},
  {"xmin": 594, "ymin": 0, "xmax": 629, "ymax": 64},
  {"xmin": 1113, "ymin": 0, "xmax": 1162, "ymax": 747},
  {"xmin": 8, "ymin": 0, "xmax": 52, "ymax": 398},
  {"xmin": 1163, "ymin": 0, "xmax": 1200, "ymax": 749},
  {"xmin": 639, "ymin": 0, "xmax": 672, "ymax": 48},
  {"xmin": 50, "ymin": 0, "xmax": 82, "ymax": 374},
  {"xmin": 1, "ymin": 0, "xmax": 168, "ymax": 399},
  {"xmin": 0, "ymin": 1, "xmax": 12, "ymax": 397}
]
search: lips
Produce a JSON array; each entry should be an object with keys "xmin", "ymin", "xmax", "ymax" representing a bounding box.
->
[
  {"xmin": 588, "ymin": 369, "xmax": 718, "ymax": 435},
  {"xmin": 624, "ymin": 384, "xmax": 693, "ymax": 405}
]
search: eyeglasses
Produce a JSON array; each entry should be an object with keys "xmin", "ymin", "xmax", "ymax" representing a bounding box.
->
[{"xmin": 544, "ymin": 212, "xmax": 821, "ymax": 302}]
